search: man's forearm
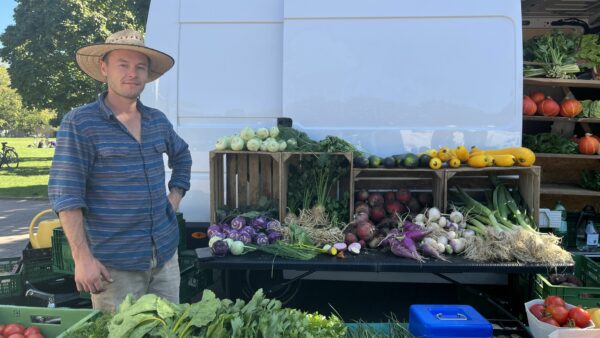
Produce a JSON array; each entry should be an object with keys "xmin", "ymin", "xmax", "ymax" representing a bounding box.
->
[{"xmin": 58, "ymin": 209, "xmax": 92, "ymax": 261}]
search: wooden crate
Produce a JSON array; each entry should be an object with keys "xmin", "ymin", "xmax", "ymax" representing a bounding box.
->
[
  {"xmin": 351, "ymin": 168, "xmax": 445, "ymax": 215},
  {"xmin": 281, "ymin": 152, "xmax": 353, "ymax": 222},
  {"xmin": 445, "ymin": 166, "xmax": 541, "ymax": 224},
  {"xmin": 209, "ymin": 151, "xmax": 283, "ymax": 223}
]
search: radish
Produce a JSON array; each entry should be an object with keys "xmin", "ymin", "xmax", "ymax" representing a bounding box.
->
[
  {"xmin": 348, "ymin": 242, "xmax": 361, "ymax": 254},
  {"xmin": 391, "ymin": 240, "xmax": 424, "ymax": 262},
  {"xmin": 396, "ymin": 189, "xmax": 411, "ymax": 203},
  {"xmin": 422, "ymin": 243, "xmax": 449, "ymax": 261},
  {"xmin": 368, "ymin": 192, "xmax": 384, "ymax": 207},
  {"xmin": 426, "ymin": 207, "xmax": 441, "ymax": 222},
  {"xmin": 404, "ymin": 228, "xmax": 431, "ymax": 242}
]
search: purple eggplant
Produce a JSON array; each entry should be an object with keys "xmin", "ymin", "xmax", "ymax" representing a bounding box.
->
[
  {"xmin": 211, "ymin": 240, "xmax": 229, "ymax": 257},
  {"xmin": 254, "ymin": 233, "xmax": 269, "ymax": 246}
]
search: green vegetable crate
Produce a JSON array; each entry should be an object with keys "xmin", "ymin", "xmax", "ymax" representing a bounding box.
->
[
  {"xmin": 179, "ymin": 251, "xmax": 213, "ymax": 303},
  {"xmin": 22, "ymin": 243, "xmax": 66, "ymax": 284},
  {"xmin": 0, "ymin": 304, "xmax": 98, "ymax": 338},
  {"xmin": 0, "ymin": 257, "xmax": 23, "ymax": 298},
  {"xmin": 533, "ymin": 254, "xmax": 600, "ymax": 307}
]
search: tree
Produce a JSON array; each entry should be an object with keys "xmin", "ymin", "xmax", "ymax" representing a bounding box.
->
[
  {"xmin": 16, "ymin": 108, "xmax": 57, "ymax": 136},
  {"xmin": 0, "ymin": 66, "xmax": 23, "ymax": 130},
  {"xmin": 0, "ymin": 0, "xmax": 151, "ymax": 124}
]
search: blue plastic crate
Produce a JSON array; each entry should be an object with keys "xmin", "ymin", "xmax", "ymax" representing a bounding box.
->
[{"xmin": 409, "ymin": 304, "xmax": 492, "ymax": 338}]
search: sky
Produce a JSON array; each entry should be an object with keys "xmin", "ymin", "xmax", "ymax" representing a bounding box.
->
[{"xmin": 0, "ymin": 0, "xmax": 17, "ymax": 50}]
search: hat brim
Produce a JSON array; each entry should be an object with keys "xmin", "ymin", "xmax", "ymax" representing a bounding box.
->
[{"xmin": 76, "ymin": 43, "xmax": 174, "ymax": 83}]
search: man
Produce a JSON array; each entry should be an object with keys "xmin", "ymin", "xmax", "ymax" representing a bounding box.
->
[{"xmin": 49, "ymin": 29, "xmax": 192, "ymax": 311}]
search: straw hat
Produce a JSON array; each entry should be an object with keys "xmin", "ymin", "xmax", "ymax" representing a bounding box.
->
[{"xmin": 76, "ymin": 29, "xmax": 174, "ymax": 83}]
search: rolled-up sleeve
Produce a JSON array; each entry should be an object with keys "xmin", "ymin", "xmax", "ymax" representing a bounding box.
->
[
  {"xmin": 48, "ymin": 112, "xmax": 93, "ymax": 213},
  {"xmin": 165, "ymin": 122, "xmax": 192, "ymax": 195}
]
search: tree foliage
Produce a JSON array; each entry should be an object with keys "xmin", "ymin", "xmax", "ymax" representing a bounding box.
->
[
  {"xmin": 0, "ymin": 66, "xmax": 23, "ymax": 130},
  {"xmin": 0, "ymin": 0, "xmax": 151, "ymax": 124}
]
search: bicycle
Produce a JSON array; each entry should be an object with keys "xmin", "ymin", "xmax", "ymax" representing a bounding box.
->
[{"xmin": 0, "ymin": 142, "xmax": 19, "ymax": 169}]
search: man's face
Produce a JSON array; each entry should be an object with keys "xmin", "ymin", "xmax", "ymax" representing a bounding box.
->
[{"xmin": 100, "ymin": 49, "xmax": 149, "ymax": 100}]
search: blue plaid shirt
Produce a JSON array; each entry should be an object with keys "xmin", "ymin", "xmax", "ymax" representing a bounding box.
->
[{"xmin": 49, "ymin": 92, "xmax": 192, "ymax": 270}]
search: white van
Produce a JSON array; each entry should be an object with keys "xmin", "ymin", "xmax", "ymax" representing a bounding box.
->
[{"xmin": 142, "ymin": 0, "xmax": 599, "ymax": 222}]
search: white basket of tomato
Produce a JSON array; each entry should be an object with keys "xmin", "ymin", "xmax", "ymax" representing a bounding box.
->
[{"xmin": 525, "ymin": 296, "xmax": 597, "ymax": 338}]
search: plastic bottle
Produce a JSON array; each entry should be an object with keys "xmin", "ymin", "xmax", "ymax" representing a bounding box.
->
[
  {"xmin": 553, "ymin": 201, "xmax": 568, "ymax": 237},
  {"xmin": 585, "ymin": 220, "xmax": 599, "ymax": 251}
]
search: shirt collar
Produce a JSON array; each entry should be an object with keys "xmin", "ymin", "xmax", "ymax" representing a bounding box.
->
[{"xmin": 97, "ymin": 91, "xmax": 152, "ymax": 121}]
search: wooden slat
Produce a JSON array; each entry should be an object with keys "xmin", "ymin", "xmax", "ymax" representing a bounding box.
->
[
  {"xmin": 226, "ymin": 154, "xmax": 237, "ymax": 207},
  {"xmin": 260, "ymin": 156, "xmax": 272, "ymax": 199},
  {"xmin": 541, "ymin": 183, "xmax": 600, "ymax": 197},
  {"xmin": 237, "ymin": 154, "xmax": 248, "ymax": 207},
  {"xmin": 524, "ymin": 116, "xmax": 600, "ymax": 124},
  {"xmin": 215, "ymin": 153, "xmax": 224, "ymax": 209},
  {"xmin": 535, "ymin": 153, "xmax": 600, "ymax": 160},
  {"xmin": 272, "ymin": 154, "xmax": 281, "ymax": 219},
  {"xmin": 248, "ymin": 155, "xmax": 260, "ymax": 205},
  {"xmin": 209, "ymin": 152, "xmax": 218, "ymax": 223},
  {"xmin": 524, "ymin": 77, "xmax": 600, "ymax": 89}
]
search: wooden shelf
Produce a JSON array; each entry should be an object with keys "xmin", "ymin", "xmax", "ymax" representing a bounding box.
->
[
  {"xmin": 535, "ymin": 153, "xmax": 600, "ymax": 160},
  {"xmin": 523, "ymin": 116, "xmax": 600, "ymax": 123},
  {"xmin": 524, "ymin": 77, "xmax": 600, "ymax": 89},
  {"xmin": 540, "ymin": 183, "xmax": 600, "ymax": 197}
]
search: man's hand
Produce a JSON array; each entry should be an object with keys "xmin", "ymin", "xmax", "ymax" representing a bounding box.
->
[
  {"xmin": 74, "ymin": 254, "xmax": 112, "ymax": 294},
  {"xmin": 168, "ymin": 187, "xmax": 184, "ymax": 211}
]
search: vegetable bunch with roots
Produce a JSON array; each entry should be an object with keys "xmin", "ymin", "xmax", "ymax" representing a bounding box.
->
[{"xmin": 453, "ymin": 178, "xmax": 573, "ymax": 266}]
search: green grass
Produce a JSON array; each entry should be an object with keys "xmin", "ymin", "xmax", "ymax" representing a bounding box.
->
[{"xmin": 0, "ymin": 137, "xmax": 55, "ymax": 198}]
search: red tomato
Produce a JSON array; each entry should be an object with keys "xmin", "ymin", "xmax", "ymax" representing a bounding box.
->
[
  {"xmin": 2, "ymin": 324, "xmax": 24, "ymax": 336},
  {"xmin": 568, "ymin": 307, "xmax": 591, "ymax": 328},
  {"xmin": 541, "ymin": 317, "xmax": 560, "ymax": 326},
  {"xmin": 22, "ymin": 327, "xmax": 40, "ymax": 336},
  {"xmin": 544, "ymin": 295, "xmax": 566, "ymax": 307},
  {"xmin": 546, "ymin": 304, "xmax": 569, "ymax": 325},
  {"xmin": 0, "ymin": 325, "xmax": 4, "ymax": 334},
  {"xmin": 7, "ymin": 334, "xmax": 24, "ymax": 338},
  {"xmin": 529, "ymin": 304, "xmax": 546, "ymax": 320},
  {"xmin": 24, "ymin": 334, "xmax": 43, "ymax": 338}
]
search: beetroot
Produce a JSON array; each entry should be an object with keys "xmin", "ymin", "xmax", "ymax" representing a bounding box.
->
[
  {"xmin": 355, "ymin": 220, "xmax": 375, "ymax": 241},
  {"xmin": 406, "ymin": 198, "xmax": 421, "ymax": 213},
  {"xmin": 368, "ymin": 192, "xmax": 384, "ymax": 207},
  {"xmin": 355, "ymin": 189, "xmax": 369, "ymax": 202},
  {"xmin": 384, "ymin": 191, "xmax": 396, "ymax": 203},
  {"xmin": 354, "ymin": 212, "xmax": 370, "ymax": 223},
  {"xmin": 370, "ymin": 206, "xmax": 386, "ymax": 223},
  {"xmin": 417, "ymin": 192, "xmax": 433, "ymax": 207},
  {"xmin": 345, "ymin": 232, "xmax": 358, "ymax": 245},
  {"xmin": 385, "ymin": 200, "xmax": 405, "ymax": 215},
  {"xmin": 354, "ymin": 202, "xmax": 370, "ymax": 216},
  {"xmin": 396, "ymin": 189, "xmax": 411, "ymax": 203},
  {"xmin": 358, "ymin": 239, "xmax": 366, "ymax": 248}
]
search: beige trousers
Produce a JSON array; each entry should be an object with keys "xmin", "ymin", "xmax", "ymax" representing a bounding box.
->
[{"xmin": 91, "ymin": 250, "xmax": 180, "ymax": 311}]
